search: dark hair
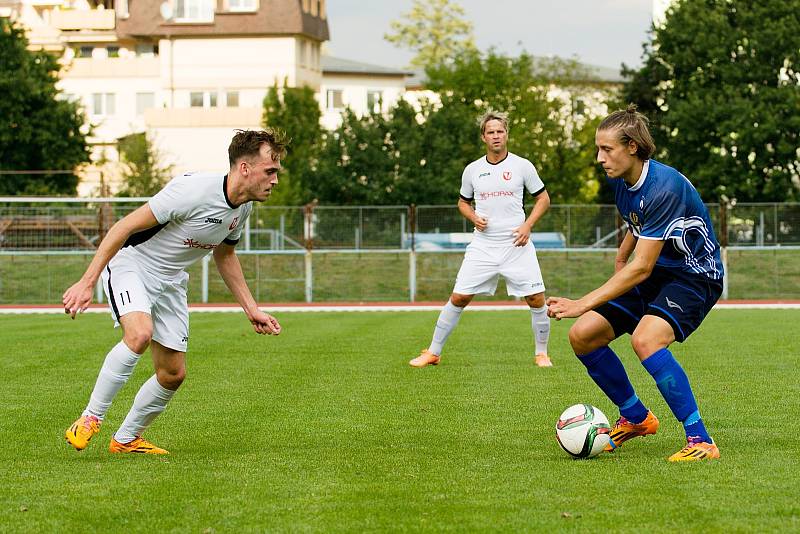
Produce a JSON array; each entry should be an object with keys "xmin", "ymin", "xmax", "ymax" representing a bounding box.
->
[
  {"xmin": 597, "ymin": 104, "xmax": 656, "ymax": 160},
  {"xmin": 228, "ymin": 128, "xmax": 290, "ymax": 167}
]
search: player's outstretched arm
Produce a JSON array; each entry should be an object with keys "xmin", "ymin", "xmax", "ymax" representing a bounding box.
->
[
  {"xmin": 212, "ymin": 243, "xmax": 281, "ymax": 335},
  {"xmin": 547, "ymin": 238, "xmax": 664, "ymax": 320},
  {"xmin": 62, "ymin": 204, "xmax": 160, "ymax": 319}
]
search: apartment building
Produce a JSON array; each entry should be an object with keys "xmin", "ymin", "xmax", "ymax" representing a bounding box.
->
[{"xmin": 3, "ymin": 0, "xmax": 330, "ymax": 192}]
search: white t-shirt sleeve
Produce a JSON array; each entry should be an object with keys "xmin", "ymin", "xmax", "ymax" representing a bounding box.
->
[
  {"xmin": 459, "ymin": 165, "xmax": 474, "ymax": 200},
  {"xmin": 148, "ymin": 176, "xmax": 195, "ymax": 224},
  {"xmin": 524, "ymin": 161, "xmax": 546, "ymax": 196}
]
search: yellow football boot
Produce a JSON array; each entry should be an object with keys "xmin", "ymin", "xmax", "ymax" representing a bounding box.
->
[
  {"xmin": 535, "ymin": 353, "xmax": 553, "ymax": 367},
  {"xmin": 65, "ymin": 415, "xmax": 101, "ymax": 451},
  {"xmin": 668, "ymin": 437, "xmax": 720, "ymax": 462},
  {"xmin": 109, "ymin": 436, "xmax": 169, "ymax": 455}
]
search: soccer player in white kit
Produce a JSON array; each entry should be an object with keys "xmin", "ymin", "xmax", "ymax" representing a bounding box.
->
[
  {"xmin": 63, "ymin": 129, "xmax": 285, "ymax": 454},
  {"xmin": 409, "ymin": 111, "xmax": 553, "ymax": 368}
]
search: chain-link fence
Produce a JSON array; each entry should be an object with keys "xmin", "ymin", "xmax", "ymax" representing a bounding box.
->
[{"xmin": 2, "ymin": 198, "xmax": 799, "ymax": 304}]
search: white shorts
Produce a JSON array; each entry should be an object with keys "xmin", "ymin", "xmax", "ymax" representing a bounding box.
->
[
  {"xmin": 101, "ymin": 249, "xmax": 190, "ymax": 352},
  {"xmin": 453, "ymin": 241, "xmax": 546, "ymax": 297}
]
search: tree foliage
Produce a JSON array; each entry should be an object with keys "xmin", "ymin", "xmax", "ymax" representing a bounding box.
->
[
  {"xmin": 623, "ymin": 0, "xmax": 800, "ymax": 202},
  {"xmin": 262, "ymin": 81, "xmax": 323, "ymax": 205},
  {"xmin": 384, "ymin": 0, "xmax": 477, "ymax": 70},
  {"xmin": 115, "ymin": 133, "xmax": 174, "ymax": 197},
  {"xmin": 312, "ymin": 50, "xmax": 603, "ymax": 205},
  {"xmin": 0, "ymin": 19, "xmax": 89, "ymax": 195}
]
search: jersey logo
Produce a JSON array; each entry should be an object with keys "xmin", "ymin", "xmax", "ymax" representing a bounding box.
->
[
  {"xmin": 502, "ymin": 171, "xmax": 512, "ymax": 181},
  {"xmin": 205, "ymin": 217, "xmax": 222, "ymax": 224},
  {"xmin": 229, "ymin": 217, "xmax": 239, "ymax": 230},
  {"xmin": 478, "ymin": 172, "xmax": 491, "ymax": 178},
  {"xmin": 629, "ymin": 212, "xmax": 640, "ymax": 226},
  {"xmin": 665, "ymin": 297, "xmax": 684, "ymax": 312},
  {"xmin": 183, "ymin": 238, "xmax": 218, "ymax": 250}
]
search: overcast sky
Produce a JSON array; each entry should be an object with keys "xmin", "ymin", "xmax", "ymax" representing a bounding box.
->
[{"xmin": 325, "ymin": 0, "xmax": 655, "ymax": 71}]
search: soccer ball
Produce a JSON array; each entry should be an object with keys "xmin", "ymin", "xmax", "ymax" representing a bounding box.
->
[{"xmin": 555, "ymin": 404, "xmax": 612, "ymax": 459}]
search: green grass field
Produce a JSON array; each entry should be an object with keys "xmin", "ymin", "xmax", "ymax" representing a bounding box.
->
[{"xmin": 1, "ymin": 309, "xmax": 799, "ymax": 532}]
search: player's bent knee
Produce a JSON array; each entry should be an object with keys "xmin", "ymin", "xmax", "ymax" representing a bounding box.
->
[
  {"xmin": 568, "ymin": 320, "xmax": 611, "ymax": 355},
  {"xmin": 123, "ymin": 331, "xmax": 152, "ymax": 354},
  {"xmin": 630, "ymin": 334, "xmax": 666, "ymax": 361},
  {"xmin": 525, "ymin": 292, "xmax": 546, "ymax": 308},
  {"xmin": 156, "ymin": 366, "xmax": 186, "ymax": 390},
  {"xmin": 450, "ymin": 293, "xmax": 473, "ymax": 308}
]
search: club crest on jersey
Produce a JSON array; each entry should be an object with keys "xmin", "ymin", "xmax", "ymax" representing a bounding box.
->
[
  {"xmin": 229, "ymin": 217, "xmax": 239, "ymax": 230},
  {"xmin": 502, "ymin": 171, "xmax": 512, "ymax": 181}
]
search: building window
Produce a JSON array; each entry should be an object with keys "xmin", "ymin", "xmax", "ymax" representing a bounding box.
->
[
  {"xmin": 226, "ymin": 91, "xmax": 239, "ymax": 107},
  {"xmin": 326, "ymin": 89, "xmax": 343, "ymax": 110},
  {"xmin": 175, "ymin": 0, "xmax": 214, "ymax": 22},
  {"xmin": 367, "ymin": 90, "xmax": 382, "ymax": 113},
  {"xmin": 92, "ymin": 93, "xmax": 115, "ymax": 116},
  {"xmin": 136, "ymin": 92, "xmax": 155, "ymax": 115},
  {"xmin": 298, "ymin": 40, "xmax": 306, "ymax": 67},
  {"xmin": 78, "ymin": 46, "xmax": 93, "ymax": 58},
  {"xmin": 190, "ymin": 91, "xmax": 218, "ymax": 108},
  {"xmin": 227, "ymin": 0, "xmax": 256, "ymax": 12},
  {"xmin": 107, "ymin": 46, "xmax": 120, "ymax": 58},
  {"xmin": 135, "ymin": 43, "xmax": 157, "ymax": 57}
]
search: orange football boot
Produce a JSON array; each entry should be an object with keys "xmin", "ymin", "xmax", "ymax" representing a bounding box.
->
[
  {"xmin": 109, "ymin": 436, "xmax": 169, "ymax": 455},
  {"xmin": 65, "ymin": 415, "xmax": 101, "ymax": 451},
  {"xmin": 604, "ymin": 411, "xmax": 660, "ymax": 451},
  {"xmin": 409, "ymin": 349, "xmax": 440, "ymax": 368}
]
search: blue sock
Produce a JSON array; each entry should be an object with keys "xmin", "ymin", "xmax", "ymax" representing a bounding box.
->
[
  {"xmin": 577, "ymin": 347, "xmax": 648, "ymax": 424},
  {"xmin": 641, "ymin": 348, "xmax": 711, "ymax": 442}
]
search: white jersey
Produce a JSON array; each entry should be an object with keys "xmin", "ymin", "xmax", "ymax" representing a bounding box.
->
[
  {"xmin": 459, "ymin": 152, "xmax": 545, "ymax": 246},
  {"xmin": 120, "ymin": 172, "xmax": 252, "ymax": 277}
]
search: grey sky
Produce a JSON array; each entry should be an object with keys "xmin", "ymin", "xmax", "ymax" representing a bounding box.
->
[{"xmin": 325, "ymin": 0, "xmax": 655, "ymax": 71}]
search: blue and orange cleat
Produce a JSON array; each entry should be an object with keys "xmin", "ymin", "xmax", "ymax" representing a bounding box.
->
[
  {"xmin": 605, "ymin": 411, "xmax": 659, "ymax": 451},
  {"xmin": 409, "ymin": 349, "xmax": 440, "ymax": 368},
  {"xmin": 65, "ymin": 415, "xmax": 101, "ymax": 451},
  {"xmin": 109, "ymin": 436, "xmax": 169, "ymax": 455},
  {"xmin": 668, "ymin": 436, "xmax": 720, "ymax": 462}
]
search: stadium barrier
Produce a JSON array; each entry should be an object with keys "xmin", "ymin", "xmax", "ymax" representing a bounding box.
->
[{"xmin": 1, "ymin": 198, "xmax": 799, "ymax": 304}]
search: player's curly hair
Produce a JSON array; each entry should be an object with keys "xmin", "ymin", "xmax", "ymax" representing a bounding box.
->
[
  {"xmin": 597, "ymin": 104, "xmax": 655, "ymax": 160},
  {"xmin": 478, "ymin": 110, "xmax": 509, "ymax": 134},
  {"xmin": 228, "ymin": 128, "xmax": 290, "ymax": 166}
]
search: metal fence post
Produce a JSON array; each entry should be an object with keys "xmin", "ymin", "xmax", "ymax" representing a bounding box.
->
[
  {"xmin": 304, "ymin": 202, "xmax": 315, "ymax": 303},
  {"xmin": 408, "ymin": 204, "xmax": 416, "ymax": 302},
  {"xmin": 201, "ymin": 254, "xmax": 209, "ymax": 303},
  {"xmin": 720, "ymin": 203, "xmax": 728, "ymax": 300}
]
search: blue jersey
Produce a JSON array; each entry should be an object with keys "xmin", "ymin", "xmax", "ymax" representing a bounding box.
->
[{"xmin": 610, "ymin": 159, "xmax": 723, "ymax": 281}]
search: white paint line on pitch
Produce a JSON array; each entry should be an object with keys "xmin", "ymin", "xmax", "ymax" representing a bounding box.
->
[{"xmin": 2, "ymin": 302, "xmax": 800, "ymax": 314}]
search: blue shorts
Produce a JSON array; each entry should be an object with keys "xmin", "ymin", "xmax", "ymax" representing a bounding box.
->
[{"xmin": 594, "ymin": 267, "xmax": 723, "ymax": 342}]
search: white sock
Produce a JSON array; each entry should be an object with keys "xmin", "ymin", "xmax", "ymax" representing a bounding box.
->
[
  {"xmin": 429, "ymin": 300, "xmax": 465, "ymax": 355},
  {"xmin": 531, "ymin": 305, "xmax": 550, "ymax": 355},
  {"xmin": 83, "ymin": 341, "xmax": 141, "ymax": 421},
  {"xmin": 114, "ymin": 375, "xmax": 175, "ymax": 443}
]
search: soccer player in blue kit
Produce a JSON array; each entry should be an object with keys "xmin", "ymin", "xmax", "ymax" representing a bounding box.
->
[{"xmin": 546, "ymin": 105, "xmax": 723, "ymax": 462}]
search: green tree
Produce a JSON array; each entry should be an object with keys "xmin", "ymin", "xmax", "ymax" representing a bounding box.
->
[
  {"xmin": 384, "ymin": 0, "xmax": 477, "ymax": 70},
  {"xmin": 262, "ymin": 81, "xmax": 323, "ymax": 204},
  {"xmin": 623, "ymin": 0, "xmax": 800, "ymax": 202},
  {"xmin": 115, "ymin": 132, "xmax": 174, "ymax": 197},
  {"xmin": 426, "ymin": 50, "xmax": 603, "ymax": 203},
  {"xmin": 0, "ymin": 19, "xmax": 89, "ymax": 195}
]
